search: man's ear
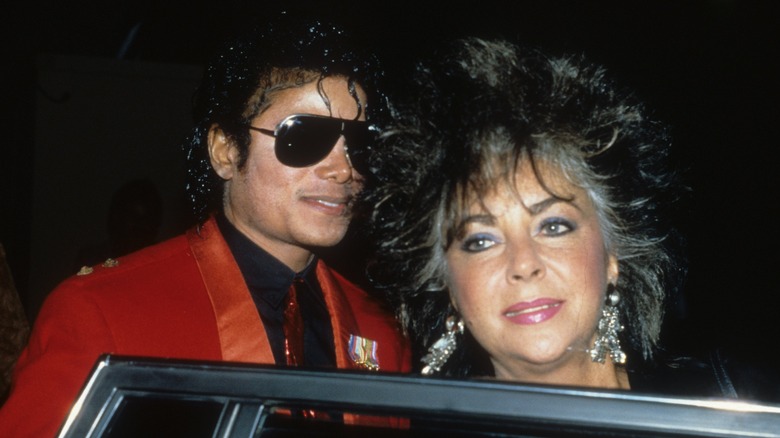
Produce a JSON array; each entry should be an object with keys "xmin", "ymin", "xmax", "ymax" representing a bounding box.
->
[{"xmin": 208, "ymin": 124, "xmax": 238, "ymax": 180}]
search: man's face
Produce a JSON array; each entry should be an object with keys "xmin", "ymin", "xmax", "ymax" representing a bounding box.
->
[{"xmin": 209, "ymin": 76, "xmax": 366, "ymax": 271}]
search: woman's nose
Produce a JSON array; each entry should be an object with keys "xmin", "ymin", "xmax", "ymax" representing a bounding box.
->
[{"xmin": 506, "ymin": 239, "xmax": 546, "ymax": 282}]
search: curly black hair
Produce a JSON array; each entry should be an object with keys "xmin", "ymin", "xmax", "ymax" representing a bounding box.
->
[
  {"xmin": 183, "ymin": 15, "xmax": 386, "ymax": 223},
  {"xmin": 365, "ymin": 38, "xmax": 687, "ymax": 376}
]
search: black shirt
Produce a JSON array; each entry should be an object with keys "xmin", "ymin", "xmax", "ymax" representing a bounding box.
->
[{"xmin": 216, "ymin": 214, "xmax": 336, "ymax": 367}]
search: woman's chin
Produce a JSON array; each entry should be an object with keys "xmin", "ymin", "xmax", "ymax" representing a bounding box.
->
[{"xmin": 494, "ymin": 341, "xmax": 602, "ymax": 381}]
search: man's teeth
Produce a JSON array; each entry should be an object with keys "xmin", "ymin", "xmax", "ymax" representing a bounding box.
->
[{"xmin": 316, "ymin": 199, "xmax": 341, "ymax": 207}]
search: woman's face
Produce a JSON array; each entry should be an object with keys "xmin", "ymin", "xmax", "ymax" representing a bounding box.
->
[{"xmin": 445, "ymin": 161, "xmax": 618, "ymax": 382}]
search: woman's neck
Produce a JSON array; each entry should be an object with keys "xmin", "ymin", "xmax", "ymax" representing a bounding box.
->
[{"xmin": 492, "ymin": 355, "xmax": 631, "ymax": 390}]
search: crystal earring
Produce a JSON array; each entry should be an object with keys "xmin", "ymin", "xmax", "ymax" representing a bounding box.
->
[
  {"xmin": 588, "ymin": 288, "xmax": 627, "ymax": 365},
  {"xmin": 421, "ymin": 315, "xmax": 464, "ymax": 375}
]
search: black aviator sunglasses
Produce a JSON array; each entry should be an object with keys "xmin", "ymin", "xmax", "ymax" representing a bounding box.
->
[{"xmin": 247, "ymin": 114, "xmax": 377, "ymax": 173}]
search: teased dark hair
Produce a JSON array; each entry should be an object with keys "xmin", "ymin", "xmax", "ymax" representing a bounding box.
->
[
  {"xmin": 364, "ymin": 38, "xmax": 686, "ymax": 376},
  {"xmin": 183, "ymin": 16, "xmax": 385, "ymax": 223}
]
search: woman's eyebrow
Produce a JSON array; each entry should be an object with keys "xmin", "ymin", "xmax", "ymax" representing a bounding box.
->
[
  {"xmin": 454, "ymin": 213, "xmax": 495, "ymax": 237},
  {"xmin": 455, "ymin": 194, "xmax": 581, "ymax": 234},
  {"xmin": 461, "ymin": 213, "xmax": 495, "ymax": 226},
  {"xmin": 525, "ymin": 196, "xmax": 580, "ymax": 215}
]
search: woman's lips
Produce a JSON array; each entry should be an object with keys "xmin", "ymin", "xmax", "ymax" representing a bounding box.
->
[{"xmin": 503, "ymin": 298, "xmax": 563, "ymax": 325}]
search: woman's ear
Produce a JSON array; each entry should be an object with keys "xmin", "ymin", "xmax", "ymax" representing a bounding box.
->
[
  {"xmin": 208, "ymin": 124, "xmax": 238, "ymax": 180},
  {"xmin": 448, "ymin": 289, "xmax": 460, "ymax": 313},
  {"xmin": 607, "ymin": 253, "xmax": 619, "ymax": 285}
]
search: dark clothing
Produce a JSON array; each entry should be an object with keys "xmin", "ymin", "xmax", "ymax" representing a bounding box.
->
[
  {"xmin": 628, "ymin": 349, "xmax": 780, "ymax": 403},
  {"xmin": 216, "ymin": 214, "xmax": 336, "ymax": 367},
  {"xmin": 0, "ymin": 243, "xmax": 29, "ymax": 405}
]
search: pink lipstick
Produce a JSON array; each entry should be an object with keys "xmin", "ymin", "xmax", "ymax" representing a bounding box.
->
[{"xmin": 503, "ymin": 298, "xmax": 563, "ymax": 325}]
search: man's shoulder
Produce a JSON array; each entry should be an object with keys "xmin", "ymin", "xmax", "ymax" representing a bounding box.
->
[{"xmin": 53, "ymin": 232, "xmax": 196, "ymax": 301}]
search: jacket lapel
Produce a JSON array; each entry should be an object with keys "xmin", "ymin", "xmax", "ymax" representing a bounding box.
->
[
  {"xmin": 316, "ymin": 261, "xmax": 360, "ymax": 369},
  {"xmin": 187, "ymin": 218, "xmax": 274, "ymax": 364}
]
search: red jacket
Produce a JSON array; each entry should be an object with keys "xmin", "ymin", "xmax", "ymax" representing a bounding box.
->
[{"xmin": 0, "ymin": 218, "xmax": 410, "ymax": 436}]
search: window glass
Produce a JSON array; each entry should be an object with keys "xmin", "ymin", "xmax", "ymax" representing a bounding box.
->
[{"xmin": 103, "ymin": 395, "xmax": 224, "ymax": 438}]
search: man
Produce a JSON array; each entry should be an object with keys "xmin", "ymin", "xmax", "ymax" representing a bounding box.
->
[{"xmin": 0, "ymin": 18, "xmax": 410, "ymax": 436}]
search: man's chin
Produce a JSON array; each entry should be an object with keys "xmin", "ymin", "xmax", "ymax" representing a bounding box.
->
[{"xmin": 296, "ymin": 228, "xmax": 350, "ymax": 250}]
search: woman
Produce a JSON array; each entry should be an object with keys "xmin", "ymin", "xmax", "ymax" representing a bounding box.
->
[{"xmin": 366, "ymin": 37, "xmax": 774, "ymax": 397}]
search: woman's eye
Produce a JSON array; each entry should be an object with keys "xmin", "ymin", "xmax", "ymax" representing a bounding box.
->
[
  {"xmin": 461, "ymin": 234, "xmax": 497, "ymax": 252},
  {"xmin": 540, "ymin": 219, "xmax": 575, "ymax": 236}
]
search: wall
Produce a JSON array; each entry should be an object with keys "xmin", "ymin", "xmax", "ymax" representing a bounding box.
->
[{"xmin": 29, "ymin": 55, "xmax": 200, "ymax": 318}]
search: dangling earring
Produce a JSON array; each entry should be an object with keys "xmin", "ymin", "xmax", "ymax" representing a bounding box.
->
[
  {"xmin": 421, "ymin": 315, "xmax": 464, "ymax": 375},
  {"xmin": 589, "ymin": 287, "xmax": 627, "ymax": 365}
]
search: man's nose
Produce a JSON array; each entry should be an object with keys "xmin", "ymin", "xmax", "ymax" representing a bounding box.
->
[{"xmin": 315, "ymin": 136, "xmax": 353, "ymax": 183}]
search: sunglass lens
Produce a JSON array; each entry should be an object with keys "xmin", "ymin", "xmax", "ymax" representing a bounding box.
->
[
  {"xmin": 344, "ymin": 125, "xmax": 374, "ymax": 174},
  {"xmin": 275, "ymin": 117, "xmax": 340, "ymax": 167}
]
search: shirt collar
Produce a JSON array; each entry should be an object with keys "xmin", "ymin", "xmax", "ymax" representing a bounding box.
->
[{"xmin": 216, "ymin": 213, "xmax": 318, "ymax": 308}]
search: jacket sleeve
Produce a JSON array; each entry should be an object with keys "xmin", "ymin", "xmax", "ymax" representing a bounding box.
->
[{"xmin": 0, "ymin": 283, "xmax": 117, "ymax": 437}]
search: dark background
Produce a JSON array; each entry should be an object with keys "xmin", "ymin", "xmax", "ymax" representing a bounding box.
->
[{"xmin": 2, "ymin": 1, "xmax": 779, "ymax": 365}]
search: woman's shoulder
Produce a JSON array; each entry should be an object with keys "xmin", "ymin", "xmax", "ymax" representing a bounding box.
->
[{"xmin": 628, "ymin": 347, "xmax": 780, "ymax": 403}]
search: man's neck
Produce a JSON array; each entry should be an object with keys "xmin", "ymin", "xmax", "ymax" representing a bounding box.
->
[{"xmin": 219, "ymin": 213, "xmax": 313, "ymax": 273}]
